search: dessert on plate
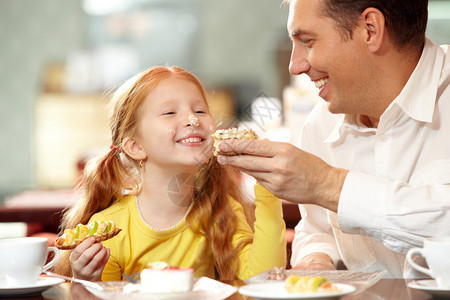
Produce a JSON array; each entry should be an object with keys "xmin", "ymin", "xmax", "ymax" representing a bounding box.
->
[
  {"xmin": 284, "ymin": 275, "xmax": 341, "ymax": 293},
  {"xmin": 140, "ymin": 261, "xmax": 194, "ymax": 293}
]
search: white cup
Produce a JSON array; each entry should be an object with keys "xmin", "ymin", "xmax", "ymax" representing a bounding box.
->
[
  {"xmin": 0, "ymin": 237, "xmax": 60, "ymax": 288},
  {"xmin": 406, "ymin": 237, "xmax": 450, "ymax": 288}
]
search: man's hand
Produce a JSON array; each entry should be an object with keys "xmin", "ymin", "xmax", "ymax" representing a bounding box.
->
[
  {"xmin": 217, "ymin": 139, "xmax": 348, "ymax": 212},
  {"xmin": 292, "ymin": 253, "xmax": 336, "ymax": 271}
]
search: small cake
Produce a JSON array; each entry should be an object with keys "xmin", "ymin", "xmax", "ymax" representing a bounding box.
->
[
  {"xmin": 284, "ymin": 275, "xmax": 340, "ymax": 293},
  {"xmin": 211, "ymin": 128, "xmax": 259, "ymax": 156},
  {"xmin": 140, "ymin": 262, "xmax": 194, "ymax": 293}
]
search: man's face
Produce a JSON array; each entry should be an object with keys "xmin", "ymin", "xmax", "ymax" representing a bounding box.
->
[{"xmin": 287, "ymin": 0, "xmax": 374, "ymax": 115}]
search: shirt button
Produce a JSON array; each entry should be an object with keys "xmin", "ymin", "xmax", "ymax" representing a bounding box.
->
[{"xmin": 379, "ymin": 134, "xmax": 388, "ymax": 143}]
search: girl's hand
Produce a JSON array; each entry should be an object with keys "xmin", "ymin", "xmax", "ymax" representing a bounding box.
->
[{"xmin": 69, "ymin": 236, "xmax": 110, "ymax": 281}]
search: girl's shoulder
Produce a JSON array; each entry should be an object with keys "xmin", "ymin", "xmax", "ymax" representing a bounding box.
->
[{"xmin": 90, "ymin": 194, "xmax": 136, "ymax": 223}]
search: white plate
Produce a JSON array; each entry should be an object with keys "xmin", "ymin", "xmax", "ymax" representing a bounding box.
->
[
  {"xmin": 0, "ymin": 277, "xmax": 64, "ymax": 296},
  {"xmin": 239, "ymin": 282, "xmax": 356, "ymax": 300},
  {"xmin": 84, "ymin": 277, "xmax": 237, "ymax": 300},
  {"xmin": 408, "ymin": 279, "xmax": 450, "ymax": 297}
]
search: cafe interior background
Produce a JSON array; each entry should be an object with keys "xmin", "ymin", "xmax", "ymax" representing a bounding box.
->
[{"xmin": 0, "ymin": 0, "xmax": 449, "ymax": 210}]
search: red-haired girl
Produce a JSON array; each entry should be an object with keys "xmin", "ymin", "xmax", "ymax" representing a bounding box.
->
[{"xmin": 53, "ymin": 66, "xmax": 286, "ymax": 281}]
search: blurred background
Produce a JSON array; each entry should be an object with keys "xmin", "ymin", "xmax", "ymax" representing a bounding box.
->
[{"xmin": 0, "ymin": 0, "xmax": 449, "ymax": 205}]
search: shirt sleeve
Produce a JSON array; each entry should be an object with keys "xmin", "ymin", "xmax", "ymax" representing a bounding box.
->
[
  {"xmin": 290, "ymin": 103, "xmax": 342, "ymax": 268},
  {"xmin": 339, "ymin": 170, "xmax": 450, "ymax": 253},
  {"xmin": 290, "ymin": 204, "xmax": 341, "ymax": 268},
  {"xmin": 233, "ymin": 184, "xmax": 286, "ymax": 280}
]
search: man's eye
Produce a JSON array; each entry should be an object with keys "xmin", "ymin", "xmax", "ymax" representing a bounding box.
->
[{"xmin": 301, "ymin": 39, "xmax": 312, "ymax": 47}]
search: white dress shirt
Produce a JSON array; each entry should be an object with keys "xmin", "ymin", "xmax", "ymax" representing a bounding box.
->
[{"xmin": 291, "ymin": 38, "xmax": 450, "ymax": 278}]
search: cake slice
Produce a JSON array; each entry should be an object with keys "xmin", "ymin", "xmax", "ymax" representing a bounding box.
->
[
  {"xmin": 140, "ymin": 261, "xmax": 194, "ymax": 293},
  {"xmin": 211, "ymin": 128, "xmax": 259, "ymax": 156}
]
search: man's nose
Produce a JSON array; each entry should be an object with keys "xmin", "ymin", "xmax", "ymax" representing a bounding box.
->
[{"xmin": 289, "ymin": 44, "xmax": 310, "ymax": 75}]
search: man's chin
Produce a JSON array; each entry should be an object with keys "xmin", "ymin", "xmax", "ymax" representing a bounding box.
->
[
  {"xmin": 325, "ymin": 100, "xmax": 349, "ymax": 115},
  {"xmin": 325, "ymin": 101, "xmax": 339, "ymax": 114}
]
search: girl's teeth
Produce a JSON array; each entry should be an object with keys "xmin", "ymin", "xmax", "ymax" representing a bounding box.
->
[
  {"xmin": 314, "ymin": 78, "xmax": 328, "ymax": 89},
  {"xmin": 180, "ymin": 137, "xmax": 201, "ymax": 143}
]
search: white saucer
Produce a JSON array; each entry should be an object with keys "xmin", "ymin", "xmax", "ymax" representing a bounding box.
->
[
  {"xmin": 0, "ymin": 277, "xmax": 65, "ymax": 296},
  {"xmin": 408, "ymin": 279, "xmax": 450, "ymax": 297},
  {"xmin": 239, "ymin": 282, "xmax": 356, "ymax": 300}
]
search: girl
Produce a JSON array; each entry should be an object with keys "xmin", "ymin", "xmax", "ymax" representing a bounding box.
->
[{"xmin": 53, "ymin": 66, "xmax": 286, "ymax": 281}]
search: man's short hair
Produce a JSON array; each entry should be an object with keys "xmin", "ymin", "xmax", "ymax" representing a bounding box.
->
[
  {"xmin": 319, "ymin": 0, "xmax": 428, "ymax": 50},
  {"xmin": 284, "ymin": 0, "xmax": 428, "ymax": 50}
]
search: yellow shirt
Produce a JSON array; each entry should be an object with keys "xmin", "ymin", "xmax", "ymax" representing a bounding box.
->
[{"xmin": 90, "ymin": 184, "xmax": 286, "ymax": 281}]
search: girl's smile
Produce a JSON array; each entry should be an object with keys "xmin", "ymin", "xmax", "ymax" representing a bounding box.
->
[{"xmin": 176, "ymin": 133, "xmax": 207, "ymax": 146}]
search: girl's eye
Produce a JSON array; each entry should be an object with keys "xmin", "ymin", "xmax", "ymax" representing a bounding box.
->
[
  {"xmin": 195, "ymin": 110, "xmax": 206, "ymax": 114},
  {"xmin": 163, "ymin": 112, "xmax": 175, "ymax": 115}
]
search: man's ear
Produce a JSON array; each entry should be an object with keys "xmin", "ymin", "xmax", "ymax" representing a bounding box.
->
[
  {"xmin": 361, "ymin": 7, "xmax": 385, "ymax": 53},
  {"xmin": 122, "ymin": 137, "xmax": 147, "ymax": 161}
]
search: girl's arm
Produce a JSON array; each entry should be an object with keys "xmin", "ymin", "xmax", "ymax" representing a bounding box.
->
[{"xmin": 233, "ymin": 184, "xmax": 287, "ymax": 280}]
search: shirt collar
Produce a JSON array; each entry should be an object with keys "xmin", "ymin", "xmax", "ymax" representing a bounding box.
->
[
  {"xmin": 324, "ymin": 38, "xmax": 443, "ymax": 143},
  {"xmin": 324, "ymin": 114, "xmax": 375, "ymax": 143},
  {"xmin": 392, "ymin": 38, "xmax": 443, "ymax": 123}
]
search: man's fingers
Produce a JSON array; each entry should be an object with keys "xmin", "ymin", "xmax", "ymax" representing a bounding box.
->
[
  {"xmin": 238, "ymin": 169, "xmax": 271, "ymax": 183},
  {"xmin": 219, "ymin": 138, "xmax": 276, "ymax": 156},
  {"xmin": 217, "ymin": 154, "xmax": 273, "ymax": 172}
]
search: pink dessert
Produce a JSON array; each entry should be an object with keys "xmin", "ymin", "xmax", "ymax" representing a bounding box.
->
[{"xmin": 140, "ymin": 262, "xmax": 194, "ymax": 293}]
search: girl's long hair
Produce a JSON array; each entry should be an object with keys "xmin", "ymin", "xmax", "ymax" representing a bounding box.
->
[
  {"xmin": 53, "ymin": 66, "xmax": 255, "ymax": 280},
  {"xmin": 190, "ymin": 158, "xmax": 254, "ymax": 280}
]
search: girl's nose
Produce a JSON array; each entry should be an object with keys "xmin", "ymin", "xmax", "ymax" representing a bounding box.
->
[{"xmin": 186, "ymin": 113, "xmax": 199, "ymax": 128}]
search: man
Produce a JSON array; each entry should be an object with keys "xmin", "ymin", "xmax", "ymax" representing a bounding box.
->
[{"xmin": 217, "ymin": 0, "xmax": 450, "ymax": 278}]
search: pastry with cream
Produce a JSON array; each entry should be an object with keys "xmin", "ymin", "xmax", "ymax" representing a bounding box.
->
[
  {"xmin": 55, "ymin": 220, "xmax": 121, "ymax": 250},
  {"xmin": 211, "ymin": 128, "xmax": 259, "ymax": 156}
]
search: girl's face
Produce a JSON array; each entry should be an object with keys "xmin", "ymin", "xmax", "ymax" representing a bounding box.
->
[{"xmin": 136, "ymin": 77, "xmax": 215, "ymax": 172}]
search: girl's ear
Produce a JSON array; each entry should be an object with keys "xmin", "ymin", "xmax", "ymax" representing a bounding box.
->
[
  {"xmin": 361, "ymin": 7, "xmax": 385, "ymax": 53},
  {"xmin": 122, "ymin": 137, "xmax": 147, "ymax": 161}
]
